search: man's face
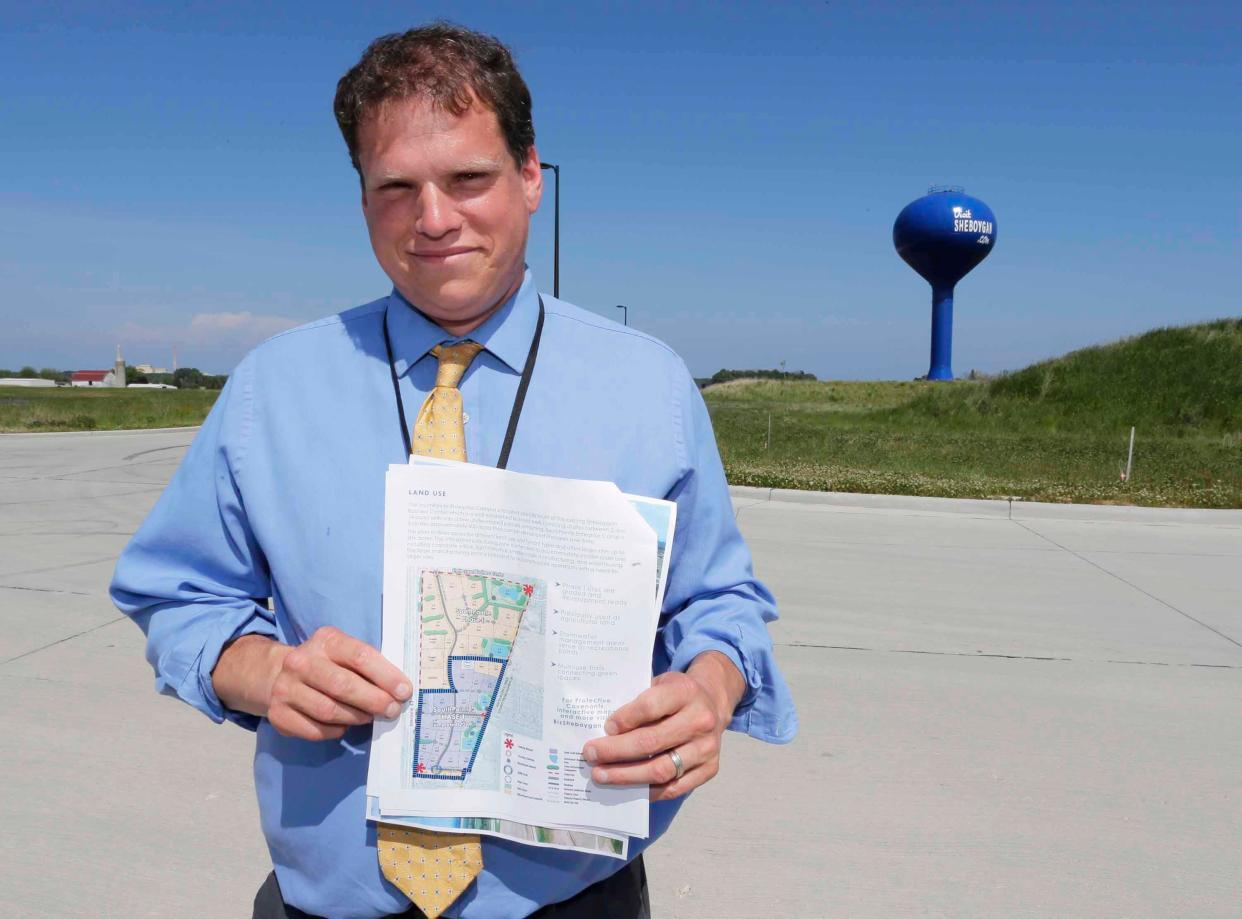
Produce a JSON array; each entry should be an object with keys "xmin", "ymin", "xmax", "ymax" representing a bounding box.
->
[{"xmin": 357, "ymin": 95, "xmax": 542, "ymax": 334}]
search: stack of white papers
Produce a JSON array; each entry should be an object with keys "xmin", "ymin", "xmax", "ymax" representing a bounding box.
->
[{"xmin": 366, "ymin": 459, "xmax": 675, "ymax": 858}]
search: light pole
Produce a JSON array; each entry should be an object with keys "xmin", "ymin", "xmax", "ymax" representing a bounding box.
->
[
  {"xmin": 539, "ymin": 162, "xmax": 560, "ymax": 297},
  {"xmin": 616, "ymin": 304, "xmax": 627, "ymax": 326}
]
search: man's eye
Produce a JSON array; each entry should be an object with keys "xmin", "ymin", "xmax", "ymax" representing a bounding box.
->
[{"xmin": 456, "ymin": 172, "xmax": 487, "ymax": 183}]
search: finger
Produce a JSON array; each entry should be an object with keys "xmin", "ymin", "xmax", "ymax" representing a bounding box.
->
[
  {"xmin": 650, "ymin": 761, "xmax": 718, "ymax": 802},
  {"xmin": 586, "ymin": 708, "xmax": 700, "ymax": 766},
  {"xmin": 591, "ymin": 734, "xmax": 715, "ymax": 787},
  {"xmin": 283, "ymin": 681, "xmax": 375, "ymax": 727},
  {"xmin": 314, "ymin": 627, "xmax": 413, "ymax": 703},
  {"xmin": 269, "ymin": 704, "xmax": 348, "ymax": 742},
  {"xmin": 298, "ymin": 652, "xmax": 404, "ymax": 718},
  {"xmin": 602, "ymin": 677, "xmax": 696, "ymax": 736}
]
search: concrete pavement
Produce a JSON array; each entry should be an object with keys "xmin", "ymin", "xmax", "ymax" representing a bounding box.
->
[{"xmin": 2, "ymin": 430, "xmax": 1239, "ymax": 917}]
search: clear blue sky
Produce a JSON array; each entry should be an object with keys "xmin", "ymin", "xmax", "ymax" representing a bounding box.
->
[{"xmin": 2, "ymin": 0, "xmax": 1238, "ymax": 377}]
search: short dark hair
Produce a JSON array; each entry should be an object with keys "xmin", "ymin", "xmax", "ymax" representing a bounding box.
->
[{"xmin": 333, "ymin": 22, "xmax": 535, "ymax": 174}]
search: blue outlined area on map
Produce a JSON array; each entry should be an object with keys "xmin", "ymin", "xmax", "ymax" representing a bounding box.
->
[
  {"xmin": 412, "ymin": 656, "xmax": 508, "ymax": 781},
  {"xmin": 411, "ymin": 570, "xmax": 537, "ymax": 783}
]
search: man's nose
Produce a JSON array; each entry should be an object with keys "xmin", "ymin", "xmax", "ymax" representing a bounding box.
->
[{"xmin": 413, "ymin": 185, "xmax": 460, "ymax": 238}]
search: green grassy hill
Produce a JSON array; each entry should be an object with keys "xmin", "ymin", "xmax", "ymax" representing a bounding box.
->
[
  {"xmin": 705, "ymin": 318, "xmax": 1242, "ymax": 508},
  {"xmin": 887, "ymin": 318, "xmax": 1242, "ymax": 433}
]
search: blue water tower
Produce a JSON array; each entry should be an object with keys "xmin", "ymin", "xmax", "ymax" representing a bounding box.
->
[{"xmin": 893, "ymin": 187, "xmax": 997, "ymax": 380}]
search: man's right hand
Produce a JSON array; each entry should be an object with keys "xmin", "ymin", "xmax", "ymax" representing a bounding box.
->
[{"xmin": 212, "ymin": 628, "xmax": 412, "ymax": 741}]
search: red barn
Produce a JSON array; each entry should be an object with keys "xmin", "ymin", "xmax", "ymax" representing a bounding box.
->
[{"xmin": 71, "ymin": 370, "xmax": 118, "ymax": 387}]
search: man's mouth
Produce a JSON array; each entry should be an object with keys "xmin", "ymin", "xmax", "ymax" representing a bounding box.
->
[{"xmin": 413, "ymin": 247, "xmax": 477, "ymax": 263}]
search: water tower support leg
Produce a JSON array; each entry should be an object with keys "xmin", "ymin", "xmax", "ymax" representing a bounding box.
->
[{"xmin": 928, "ymin": 285, "xmax": 955, "ymax": 381}]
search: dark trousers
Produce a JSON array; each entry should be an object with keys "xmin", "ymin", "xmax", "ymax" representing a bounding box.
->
[{"xmin": 253, "ymin": 856, "xmax": 650, "ymax": 919}]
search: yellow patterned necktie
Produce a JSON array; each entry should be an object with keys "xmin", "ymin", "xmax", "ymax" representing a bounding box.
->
[
  {"xmin": 377, "ymin": 339, "xmax": 485, "ymax": 918},
  {"xmin": 408, "ymin": 341, "xmax": 484, "ymax": 461}
]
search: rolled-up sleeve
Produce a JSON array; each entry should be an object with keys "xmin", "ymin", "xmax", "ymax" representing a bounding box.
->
[
  {"xmin": 110, "ymin": 356, "xmax": 276, "ymax": 729},
  {"xmin": 657, "ymin": 366, "xmax": 797, "ymax": 744}
]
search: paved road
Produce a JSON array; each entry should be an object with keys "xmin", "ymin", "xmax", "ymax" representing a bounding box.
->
[{"xmin": 2, "ymin": 430, "xmax": 1240, "ymax": 917}]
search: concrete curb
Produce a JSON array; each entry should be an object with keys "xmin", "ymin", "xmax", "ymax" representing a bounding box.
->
[{"xmin": 729, "ymin": 485, "xmax": 1242, "ymax": 526}]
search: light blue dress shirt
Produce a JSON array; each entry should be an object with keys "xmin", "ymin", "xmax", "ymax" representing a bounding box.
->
[{"xmin": 111, "ymin": 270, "xmax": 797, "ymax": 919}]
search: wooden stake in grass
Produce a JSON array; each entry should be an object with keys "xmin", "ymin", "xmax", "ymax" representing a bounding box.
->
[
  {"xmin": 1123, "ymin": 426, "xmax": 1136, "ymax": 484},
  {"xmin": 766, "ymin": 413, "xmax": 772, "ymax": 450}
]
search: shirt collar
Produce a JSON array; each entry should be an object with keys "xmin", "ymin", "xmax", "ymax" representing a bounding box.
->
[{"xmin": 385, "ymin": 268, "xmax": 540, "ymax": 378}]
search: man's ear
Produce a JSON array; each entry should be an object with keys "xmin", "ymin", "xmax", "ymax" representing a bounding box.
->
[
  {"xmin": 359, "ymin": 172, "xmax": 369, "ymax": 211},
  {"xmin": 522, "ymin": 146, "xmax": 544, "ymax": 214}
]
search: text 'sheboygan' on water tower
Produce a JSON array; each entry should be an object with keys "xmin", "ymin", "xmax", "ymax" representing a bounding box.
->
[{"xmin": 893, "ymin": 187, "xmax": 997, "ymax": 381}]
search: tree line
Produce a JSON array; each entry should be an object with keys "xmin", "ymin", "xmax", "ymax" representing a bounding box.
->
[
  {"xmin": 695, "ymin": 368, "xmax": 818, "ymax": 388},
  {"xmin": 1, "ymin": 366, "xmax": 228, "ymax": 389}
]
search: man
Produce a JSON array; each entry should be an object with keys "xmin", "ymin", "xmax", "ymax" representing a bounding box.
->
[{"xmin": 112, "ymin": 22, "xmax": 795, "ymax": 919}]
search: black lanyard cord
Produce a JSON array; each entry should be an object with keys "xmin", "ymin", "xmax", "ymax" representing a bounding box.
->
[{"xmin": 382, "ymin": 296, "xmax": 545, "ymax": 471}]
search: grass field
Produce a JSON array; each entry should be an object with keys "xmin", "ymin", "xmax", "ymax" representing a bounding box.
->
[
  {"xmin": 5, "ymin": 319, "xmax": 1240, "ymax": 507},
  {"xmin": 0, "ymin": 387, "xmax": 218, "ymax": 432},
  {"xmin": 706, "ymin": 319, "xmax": 1242, "ymax": 508}
]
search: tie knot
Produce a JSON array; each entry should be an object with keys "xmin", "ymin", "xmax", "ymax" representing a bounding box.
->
[{"xmin": 431, "ymin": 341, "xmax": 483, "ymax": 389}]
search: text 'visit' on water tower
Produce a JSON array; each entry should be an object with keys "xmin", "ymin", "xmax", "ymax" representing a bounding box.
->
[{"xmin": 893, "ymin": 187, "xmax": 997, "ymax": 381}]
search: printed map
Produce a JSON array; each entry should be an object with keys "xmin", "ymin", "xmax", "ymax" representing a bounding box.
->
[{"xmin": 413, "ymin": 571, "xmax": 533, "ymax": 780}]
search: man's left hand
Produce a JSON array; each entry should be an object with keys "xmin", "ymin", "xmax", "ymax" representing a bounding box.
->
[{"xmin": 582, "ymin": 650, "xmax": 746, "ymax": 801}]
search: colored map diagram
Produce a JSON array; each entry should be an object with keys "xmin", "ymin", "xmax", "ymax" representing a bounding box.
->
[{"xmin": 413, "ymin": 571, "xmax": 533, "ymax": 781}]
